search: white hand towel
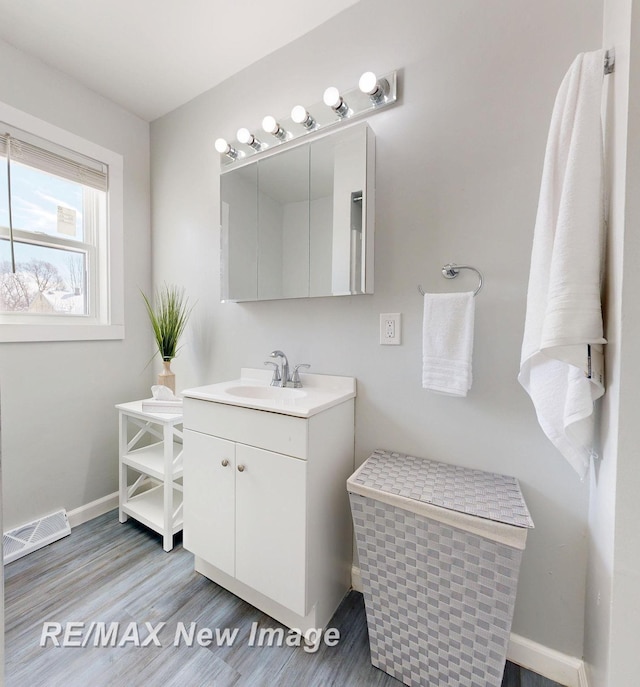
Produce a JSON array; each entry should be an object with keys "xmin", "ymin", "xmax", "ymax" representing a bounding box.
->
[
  {"xmin": 518, "ymin": 49, "xmax": 607, "ymax": 478},
  {"xmin": 422, "ymin": 292, "xmax": 475, "ymax": 397}
]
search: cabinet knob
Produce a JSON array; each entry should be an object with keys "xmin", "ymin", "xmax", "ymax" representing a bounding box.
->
[
  {"xmin": 221, "ymin": 459, "xmax": 229, "ymax": 467},
  {"xmin": 237, "ymin": 464, "xmax": 245, "ymax": 472}
]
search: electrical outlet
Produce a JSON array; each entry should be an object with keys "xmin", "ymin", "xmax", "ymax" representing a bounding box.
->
[{"xmin": 380, "ymin": 313, "xmax": 401, "ymax": 345}]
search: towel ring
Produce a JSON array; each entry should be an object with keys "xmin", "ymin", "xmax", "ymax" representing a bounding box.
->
[{"xmin": 418, "ymin": 263, "xmax": 483, "ymax": 297}]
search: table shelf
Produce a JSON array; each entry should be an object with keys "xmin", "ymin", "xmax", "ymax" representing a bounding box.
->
[
  {"xmin": 117, "ymin": 400, "xmax": 184, "ymax": 551},
  {"xmin": 123, "ymin": 441, "xmax": 183, "ymax": 481},
  {"xmin": 121, "ymin": 484, "xmax": 183, "ymax": 536}
]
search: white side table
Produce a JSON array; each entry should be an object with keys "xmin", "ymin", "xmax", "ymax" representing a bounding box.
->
[{"xmin": 116, "ymin": 400, "xmax": 183, "ymax": 551}]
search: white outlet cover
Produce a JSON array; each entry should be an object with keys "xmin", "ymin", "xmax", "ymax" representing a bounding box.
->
[{"xmin": 380, "ymin": 313, "xmax": 401, "ymax": 345}]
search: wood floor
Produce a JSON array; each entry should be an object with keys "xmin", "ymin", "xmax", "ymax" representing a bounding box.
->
[{"xmin": 5, "ymin": 511, "xmax": 564, "ymax": 687}]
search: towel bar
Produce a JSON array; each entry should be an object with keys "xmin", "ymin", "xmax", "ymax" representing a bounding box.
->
[
  {"xmin": 418, "ymin": 263, "xmax": 483, "ymax": 297},
  {"xmin": 604, "ymin": 48, "xmax": 615, "ymax": 75}
]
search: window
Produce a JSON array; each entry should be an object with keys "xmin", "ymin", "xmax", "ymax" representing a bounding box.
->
[{"xmin": 0, "ymin": 102, "xmax": 123, "ymax": 342}]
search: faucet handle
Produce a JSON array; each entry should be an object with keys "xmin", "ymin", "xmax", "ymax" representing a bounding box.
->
[
  {"xmin": 264, "ymin": 361, "xmax": 281, "ymax": 386},
  {"xmin": 291, "ymin": 364, "xmax": 310, "ymax": 388}
]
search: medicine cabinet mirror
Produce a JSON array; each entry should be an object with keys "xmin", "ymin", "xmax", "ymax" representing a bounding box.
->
[{"xmin": 221, "ymin": 122, "xmax": 374, "ymax": 302}]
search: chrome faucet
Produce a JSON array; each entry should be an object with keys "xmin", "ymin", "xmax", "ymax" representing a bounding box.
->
[
  {"xmin": 265, "ymin": 351, "xmax": 310, "ymax": 387},
  {"xmin": 263, "ymin": 361, "xmax": 281, "ymax": 386},
  {"xmin": 269, "ymin": 350, "xmax": 289, "ymax": 387},
  {"xmin": 290, "ymin": 363, "xmax": 310, "ymax": 387}
]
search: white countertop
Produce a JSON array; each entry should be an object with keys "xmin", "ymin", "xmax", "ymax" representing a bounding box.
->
[{"xmin": 182, "ymin": 368, "xmax": 356, "ymax": 418}]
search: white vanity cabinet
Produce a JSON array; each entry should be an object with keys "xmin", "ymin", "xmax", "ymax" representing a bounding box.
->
[
  {"xmin": 184, "ymin": 430, "xmax": 307, "ymax": 615},
  {"xmin": 183, "ymin": 431, "xmax": 236, "ymax": 575},
  {"xmin": 182, "ymin": 370, "xmax": 355, "ymax": 632}
]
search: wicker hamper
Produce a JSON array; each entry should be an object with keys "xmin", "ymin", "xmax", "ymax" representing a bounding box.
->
[{"xmin": 348, "ymin": 449, "xmax": 534, "ymax": 687}]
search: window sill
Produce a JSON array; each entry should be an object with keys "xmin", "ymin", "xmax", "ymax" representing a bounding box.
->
[{"xmin": 0, "ymin": 322, "xmax": 124, "ymax": 343}]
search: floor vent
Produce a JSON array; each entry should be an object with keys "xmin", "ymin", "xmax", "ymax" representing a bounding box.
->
[{"xmin": 3, "ymin": 509, "xmax": 71, "ymax": 564}]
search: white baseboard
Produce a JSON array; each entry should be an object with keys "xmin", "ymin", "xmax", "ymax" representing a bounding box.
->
[
  {"xmin": 577, "ymin": 662, "xmax": 590, "ymax": 687},
  {"xmin": 351, "ymin": 565, "xmax": 588, "ymax": 687},
  {"xmin": 67, "ymin": 492, "xmax": 118, "ymax": 528},
  {"xmin": 351, "ymin": 564, "xmax": 363, "ymax": 592},
  {"xmin": 508, "ymin": 633, "xmax": 587, "ymax": 687}
]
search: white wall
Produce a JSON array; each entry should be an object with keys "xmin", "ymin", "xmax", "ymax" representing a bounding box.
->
[
  {"xmin": 586, "ymin": 2, "xmax": 640, "ymax": 684},
  {"xmin": 609, "ymin": 4, "xmax": 640, "ymax": 667},
  {"xmin": 0, "ymin": 38, "xmax": 153, "ymax": 530},
  {"xmin": 151, "ymin": 0, "xmax": 603, "ymax": 656},
  {"xmin": 585, "ymin": 1, "xmax": 629, "ymax": 681}
]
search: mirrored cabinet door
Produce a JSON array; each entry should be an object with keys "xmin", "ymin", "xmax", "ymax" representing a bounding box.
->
[
  {"xmin": 221, "ymin": 122, "xmax": 374, "ymax": 302},
  {"xmin": 257, "ymin": 145, "xmax": 310, "ymax": 300},
  {"xmin": 221, "ymin": 163, "xmax": 258, "ymax": 302},
  {"xmin": 310, "ymin": 125, "xmax": 369, "ymax": 297}
]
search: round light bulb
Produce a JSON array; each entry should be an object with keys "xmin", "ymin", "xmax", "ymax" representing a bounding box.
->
[
  {"xmin": 323, "ymin": 86, "xmax": 341, "ymax": 109},
  {"xmin": 291, "ymin": 106, "xmax": 309, "ymax": 124},
  {"xmin": 262, "ymin": 115, "xmax": 278, "ymax": 134},
  {"xmin": 214, "ymin": 137, "xmax": 230, "ymax": 154},
  {"xmin": 236, "ymin": 127, "xmax": 253, "ymax": 145},
  {"xmin": 358, "ymin": 71, "xmax": 379, "ymax": 95}
]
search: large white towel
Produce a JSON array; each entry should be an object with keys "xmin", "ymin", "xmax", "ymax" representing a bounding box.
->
[
  {"xmin": 422, "ymin": 292, "xmax": 475, "ymax": 397},
  {"xmin": 518, "ymin": 49, "xmax": 607, "ymax": 478}
]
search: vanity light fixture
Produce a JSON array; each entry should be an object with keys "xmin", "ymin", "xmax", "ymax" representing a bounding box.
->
[
  {"xmin": 323, "ymin": 86, "xmax": 350, "ymax": 118},
  {"xmin": 217, "ymin": 68, "xmax": 397, "ymax": 167},
  {"xmin": 215, "ymin": 137, "xmax": 239, "ymax": 159},
  {"xmin": 291, "ymin": 105, "xmax": 316, "ymax": 130},
  {"xmin": 237, "ymin": 127, "xmax": 262, "ymax": 151},
  {"xmin": 262, "ymin": 115, "xmax": 288, "ymax": 140},
  {"xmin": 358, "ymin": 71, "xmax": 390, "ymax": 104}
]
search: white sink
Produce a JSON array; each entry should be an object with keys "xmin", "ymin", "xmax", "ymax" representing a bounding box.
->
[{"xmin": 182, "ymin": 368, "xmax": 356, "ymax": 417}]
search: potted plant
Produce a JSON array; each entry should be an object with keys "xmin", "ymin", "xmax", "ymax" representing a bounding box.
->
[{"xmin": 142, "ymin": 284, "xmax": 193, "ymax": 393}]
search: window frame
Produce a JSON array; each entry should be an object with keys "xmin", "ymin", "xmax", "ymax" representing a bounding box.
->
[{"xmin": 0, "ymin": 101, "xmax": 124, "ymax": 342}]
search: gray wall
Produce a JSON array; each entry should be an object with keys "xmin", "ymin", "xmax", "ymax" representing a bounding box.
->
[
  {"xmin": 150, "ymin": 0, "xmax": 603, "ymax": 655},
  {"xmin": 0, "ymin": 38, "xmax": 153, "ymax": 531},
  {"xmin": 584, "ymin": 0, "xmax": 629, "ymax": 681},
  {"xmin": 586, "ymin": 1, "xmax": 640, "ymax": 684}
]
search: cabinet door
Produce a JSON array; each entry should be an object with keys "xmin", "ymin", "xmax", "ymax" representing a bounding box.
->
[
  {"xmin": 183, "ymin": 429, "xmax": 236, "ymax": 576},
  {"xmin": 235, "ymin": 444, "xmax": 307, "ymax": 616}
]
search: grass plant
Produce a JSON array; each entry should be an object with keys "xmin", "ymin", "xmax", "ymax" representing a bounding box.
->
[{"xmin": 142, "ymin": 284, "xmax": 192, "ymax": 361}]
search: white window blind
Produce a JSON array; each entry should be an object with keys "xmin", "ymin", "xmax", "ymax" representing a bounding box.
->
[
  {"xmin": 0, "ymin": 100, "xmax": 124, "ymax": 342},
  {"xmin": 0, "ymin": 126, "xmax": 108, "ymax": 192}
]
